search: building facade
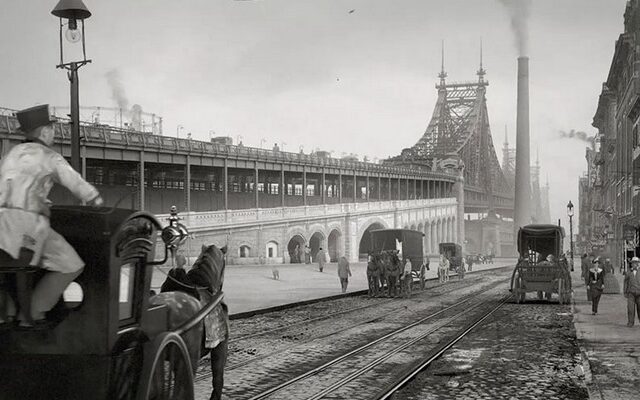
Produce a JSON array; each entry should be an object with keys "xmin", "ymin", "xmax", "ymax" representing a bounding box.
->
[{"xmin": 589, "ymin": 0, "xmax": 640, "ymax": 268}]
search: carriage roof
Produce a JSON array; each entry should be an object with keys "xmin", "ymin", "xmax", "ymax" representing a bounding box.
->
[{"xmin": 517, "ymin": 224, "xmax": 565, "ymax": 258}]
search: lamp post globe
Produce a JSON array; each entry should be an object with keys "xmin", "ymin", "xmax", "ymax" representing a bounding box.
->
[{"xmin": 51, "ymin": 0, "xmax": 92, "ymax": 175}]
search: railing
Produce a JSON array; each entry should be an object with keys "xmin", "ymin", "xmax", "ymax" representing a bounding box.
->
[
  {"xmin": 157, "ymin": 198, "xmax": 457, "ymax": 230},
  {"xmin": 0, "ymin": 114, "xmax": 456, "ymax": 180}
]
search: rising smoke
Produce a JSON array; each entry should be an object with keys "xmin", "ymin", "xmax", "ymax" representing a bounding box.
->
[
  {"xmin": 559, "ymin": 129, "xmax": 596, "ymax": 148},
  {"xmin": 497, "ymin": 0, "xmax": 532, "ymax": 56},
  {"xmin": 105, "ymin": 69, "xmax": 129, "ymax": 110}
]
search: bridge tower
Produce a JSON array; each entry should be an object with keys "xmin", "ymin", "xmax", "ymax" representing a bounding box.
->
[{"xmin": 386, "ymin": 45, "xmax": 514, "ymax": 255}]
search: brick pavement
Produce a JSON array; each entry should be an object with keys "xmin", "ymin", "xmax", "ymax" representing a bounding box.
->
[{"xmin": 571, "ymin": 264, "xmax": 640, "ymax": 400}]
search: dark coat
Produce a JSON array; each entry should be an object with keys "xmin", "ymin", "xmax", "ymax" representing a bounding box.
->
[{"xmin": 588, "ymin": 268, "xmax": 605, "ymax": 291}]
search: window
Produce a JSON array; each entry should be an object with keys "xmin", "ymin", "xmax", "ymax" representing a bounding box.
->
[
  {"xmin": 239, "ymin": 245, "xmax": 251, "ymax": 258},
  {"xmin": 119, "ymin": 263, "xmax": 136, "ymax": 321},
  {"xmin": 266, "ymin": 241, "xmax": 278, "ymax": 258}
]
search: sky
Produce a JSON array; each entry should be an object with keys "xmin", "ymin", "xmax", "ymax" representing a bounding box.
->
[{"xmin": 0, "ymin": 0, "xmax": 628, "ymax": 230}]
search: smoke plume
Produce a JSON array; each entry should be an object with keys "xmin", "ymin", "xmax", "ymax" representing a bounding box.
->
[
  {"xmin": 105, "ymin": 69, "xmax": 129, "ymax": 110},
  {"xmin": 559, "ymin": 129, "xmax": 596, "ymax": 148},
  {"xmin": 497, "ymin": 0, "xmax": 531, "ymax": 56}
]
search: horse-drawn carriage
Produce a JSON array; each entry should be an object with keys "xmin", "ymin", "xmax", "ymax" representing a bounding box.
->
[
  {"xmin": 510, "ymin": 224, "xmax": 572, "ymax": 304},
  {"xmin": 369, "ymin": 229, "xmax": 428, "ymax": 296},
  {"xmin": 0, "ymin": 205, "xmax": 222, "ymax": 399},
  {"xmin": 439, "ymin": 242, "xmax": 463, "ymax": 271}
]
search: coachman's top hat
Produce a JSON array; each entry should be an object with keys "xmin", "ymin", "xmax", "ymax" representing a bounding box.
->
[{"xmin": 15, "ymin": 104, "xmax": 57, "ymax": 132}]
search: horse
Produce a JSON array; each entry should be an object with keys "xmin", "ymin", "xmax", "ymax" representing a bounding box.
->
[
  {"xmin": 366, "ymin": 254, "xmax": 381, "ymax": 297},
  {"xmin": 149, "ymin": 244, "xmax": 229, "ymax": 400}
]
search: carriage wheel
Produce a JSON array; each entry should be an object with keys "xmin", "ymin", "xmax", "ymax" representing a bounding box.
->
[
  {"xmin": 137, "ymin": 332, "xmax": 195, "ymax": 400},
  {"xmin": 515, "ymin": 277, "xmax": 525, "ymax": 304},
  {"xmin": 110, "ymin": 330, "xmax": 146, "ymax": 400}
]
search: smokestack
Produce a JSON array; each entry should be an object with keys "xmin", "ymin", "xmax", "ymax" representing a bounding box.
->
[{"xmin": 514, "ymin": 56, "xmax": 531, "ymax": 229}]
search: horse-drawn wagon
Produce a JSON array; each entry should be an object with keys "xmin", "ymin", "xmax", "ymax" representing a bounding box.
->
[
  {"xmin": 439, "ymin": 242, "xmax": 463, "ymax": 271},
  {"xmin": 510, "ymin": 224, "xmax": 572, "ymax": 304},
  {"xmin": 369, "ymin": 229, "xmax": 428, "ymax": 296},
  {"xmin": 0, "ymin": 205, "xmax": 223, "ymax": 399}
]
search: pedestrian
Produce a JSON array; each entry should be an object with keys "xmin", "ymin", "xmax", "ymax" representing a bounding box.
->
[
  {"xmin": 0, "ymin": 105, "xmax": 104, "ymax": 328},
  {"xmin": 457, "ymin": 260, "xmax": 465, "ymax": 280},
  {"xmin": 317, "ymin": 247, "xmax": 326, "ymax": 272},
  {"xmin": 420, "ymin": 257, "xmax": 430, "ymax": 291},
  {"xmin": 581, "ymin": 253, "xmax": 592, "ymax": 301},
  {"xmin": 338, "ymin": 256, "xmax": 351, "ymax": 293},
  {"xmin": 588, "ymin": 259, "xmax": 605, "ymax": 315},
  {"xmin": 304, "ymin": 245, "xmax": 311, "ymax": 264},
  {"xmin": 466, "ymin": 255, "xmax": 474, "ymax": 272},
  {"xmin": 624, "ymin": 257, "xmax": 640, "ymax": 327},
  {"xmin": 271, "ymin": 265, "xmax": 280, "ymax": 280},
  {"xmin": 438, "ymin": 254, "xmax": 450, "ymax": 283},
  {"xmin": 401, "ymin": 258, "xmax": 413, "ymax": 297},
  {"xmin": 366, "ymin": 254, "xmax": 380, "ymax": 297}
]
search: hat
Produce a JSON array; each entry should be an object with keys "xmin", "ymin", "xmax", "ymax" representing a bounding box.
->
[
  {"xmin": 631, "ymin": 257, "xmax": 640, "ymax": 263},
  {"xmin": 15, "ymin": 104, "xmax": 57, "ymax": 133}
]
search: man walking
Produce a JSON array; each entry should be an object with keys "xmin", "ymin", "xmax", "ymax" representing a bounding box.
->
[
  {"xmin": 338, "ymin": 256, "xmax": 352, "ymax": 293},
  {"xmin": 317, "ymin": 247, "xmax": 327, "ymax": 272},
  {"xmin": 624, "ymin": 257, "xmax": 640, "ymax": 327}
]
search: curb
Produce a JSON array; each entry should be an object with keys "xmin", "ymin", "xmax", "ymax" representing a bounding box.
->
[
  {"xmin": 229, "ymin": 264, "xmax": 513, "ymax": 320},
  {"xmin": 570, "ymin": 279, "xmax": 601, "ymax": 399}
]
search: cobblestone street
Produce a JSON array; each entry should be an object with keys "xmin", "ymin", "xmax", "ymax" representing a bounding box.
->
[{"xmin": 394, "ymin": 302, "xmax": 588, "ymax": 400}]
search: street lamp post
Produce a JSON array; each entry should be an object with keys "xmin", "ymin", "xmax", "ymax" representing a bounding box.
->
[
  {"xmin": 51, "ymin": 0, "xmax": 92, "ymax": 174},
  {"xmin": 567, "ymin": 200, "xmax": 574, "ymax": 271}
]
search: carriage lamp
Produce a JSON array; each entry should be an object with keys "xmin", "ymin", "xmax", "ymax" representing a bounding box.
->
[
  {"xmin": 567, "ymin": 200, "xmax": 575, "ymax": 271},
  {"xmin": 51, "ymin": 0, "xmax": 92, "ymax": 174}
]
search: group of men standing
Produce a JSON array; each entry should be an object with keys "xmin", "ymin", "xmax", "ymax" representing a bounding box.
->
[{"xmin": 366, "ymin": 252, "xmax": 424, "ymax": 298}]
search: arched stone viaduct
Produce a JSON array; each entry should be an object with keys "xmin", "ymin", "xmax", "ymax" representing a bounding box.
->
[{"xmin": 163, "ymin": 198, "xmax": 458, "ymax": 264}]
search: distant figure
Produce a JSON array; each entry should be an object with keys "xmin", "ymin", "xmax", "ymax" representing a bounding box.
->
[
  {"xmin": 466, "ymin": 255, "xmax": 474, "ymax": 272},
  {"xmin": 582, "ymin": 254, "xmax": 592, "ymax": 301},
  {"xmin": 438, "ymin": 254, "xmax": 450, "ymax": 283},
  {"xmin": 273, "ymin": 143, "xmax": 280, "ymax": 152},
  {"xmin": 338, "ymin": 256, "xmax": 352, "ymax": 293},
  {"xmin": 420, "ymin": 257, "xmax": 430, "ymax": 290},
  {"xmin": 367, "ymin": 254, "xmax": 380, "ymax": 297},
  {"xmin": 401, "ymin": 258, "xmax": 413, "ymax": 297},
  {"xmin": 272, "ymin": 265, "xmax": 280, "ymax": 280},
  {"xmin": 588, "ymin": 259, "xmax": 605, "ymax": 315},
  {"xmin": 317, "ymin": 247, "xmax": 327, "ymax": 272},
  {"xmin": 304, "ymin": 245, "xmax": 311, "ymax": 264},
  {"xmin": 624, "ymin": 257, "xmax": 640, "ymax": 327}
]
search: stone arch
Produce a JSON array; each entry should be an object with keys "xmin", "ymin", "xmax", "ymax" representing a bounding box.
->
[
  {"xmin": 309, "ymin": 231, "xmax": 326, "ymax": 261},
  {"xmin": 287, "ymin": 234, "xmax": 306, "ymax": 264},
  {"xmin": 358, "ymin": 219, "xmax": 389, "ymax": 260},
  {"xmin": 238, "ymin": 244, "xmax": 251, "ymax": 258},
  {"xmin": 327, "ymin": 228, "xmax": 342, "ymax": 262}
]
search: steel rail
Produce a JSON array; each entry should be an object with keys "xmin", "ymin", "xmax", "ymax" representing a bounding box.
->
[
  {"xmin": 375, "ymin": 295, "xmax": 511, "ymax": 400},
  {"xmin": 245, "ymin": 285, "xmax": 508, "ymax": 400}
]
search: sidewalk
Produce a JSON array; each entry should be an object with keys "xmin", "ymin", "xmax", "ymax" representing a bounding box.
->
[
  {"xmin": 151, "ymin": 258, "xmax": 516, "ymax": 315},
  {"xmin": 571, "ymin": 267, "xmax": 640, "ymax": 400}
]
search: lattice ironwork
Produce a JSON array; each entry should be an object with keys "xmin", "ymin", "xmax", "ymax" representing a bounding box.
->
[{"xmin": 387, "ymin": 76, "xmax": 513, "ymax": 207}]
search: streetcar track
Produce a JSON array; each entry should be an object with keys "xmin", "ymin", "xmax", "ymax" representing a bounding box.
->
[
  {"xmin": 302, "ymin": 298, "xmax": 503, "ymax": 400},
  {"xmin": 245, "ymin": 287, "xmax": 509, "ymax": 400},
  {"xmin": 194, "ymin": 274, "xmax": 508, "ymax": 383},
  {"xmin": 376, "ymin": 294, "xmax": 510, "ymax": 400}
]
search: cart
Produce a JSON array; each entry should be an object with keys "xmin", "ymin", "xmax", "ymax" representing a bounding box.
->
[
  {"xmin": 0, "ymin": 205, "xmax": 220, "ymax": 399},
  {"xmin": 509, "ymin": 224, "xmax": 572, "ymax": 304}
]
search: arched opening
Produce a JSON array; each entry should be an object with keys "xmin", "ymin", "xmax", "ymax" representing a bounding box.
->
[
  {"xmin": 309, "ymin": 232, "xmax": 325, "ymax": 262},
  {"xmin": 359, "ymin": 222, "xmax": 385, "ymax": 260},
  {"xmin": 287, "ymin": 234, "xmax": 306, "ymax": 263},
  {"xmin": 239, "ymin": 245, "xmax": 251, "ymax": 258},
  {"xmin": 328, "ymin": 229, "xmax": 341, "ymax": 262},
  {"xmin": 266, "ymin": 241, "xmax": 278, "ymax": 259}
]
